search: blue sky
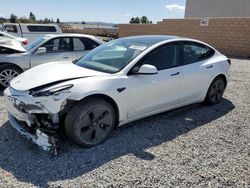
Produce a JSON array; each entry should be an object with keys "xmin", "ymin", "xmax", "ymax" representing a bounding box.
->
[{"xmin": 0, "ymin": 0, "xmax": 186, "ymax": 23}]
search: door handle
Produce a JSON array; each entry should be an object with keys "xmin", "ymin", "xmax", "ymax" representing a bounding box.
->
[
  {"xmin": 63, "ymin": 56, "xmax": 69, "ymax": 59},
  {"xmin": 171, "ymin": 72, "xmax": 180, "ymax": 76},
  {"xmin": 206, "ymin": 65, "xmax": 213, "ymax": 69}
]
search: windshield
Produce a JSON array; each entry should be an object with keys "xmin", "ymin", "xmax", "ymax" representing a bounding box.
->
[
  {"xmin": 24, "ymin": 37, "xmax": 48, "ymax": 51},
  {"xmin": 76, "ymin": 39, "xmax": 149, "ymax": 73}
]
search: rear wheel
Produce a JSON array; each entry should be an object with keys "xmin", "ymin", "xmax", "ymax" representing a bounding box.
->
[
  {"xmin": 205, "ymin": 77, "xmax": 226, "ymax": 105},
  {"xmin": 65, "ymin": 98, "xmax": 116, "ymax": 147},
  {"xmin": 0, "ymin": 65, "xmax": 22, "ymax": 89}
]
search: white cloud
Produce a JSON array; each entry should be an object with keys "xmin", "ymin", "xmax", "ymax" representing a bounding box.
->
[
  {"xmin": 123, "ymin": 14, "xmax": 131, "ymax": 17},
  {"xmin": 119, "ymin": 14, "xmax": 132, "ymax": 18},
  {"xmin": 165, "ymin": 4, "xmax": 185, "ymax": 12},
  {"xmin": 0, "ymin": 13, "xmax": 6, "ymax": 18}
]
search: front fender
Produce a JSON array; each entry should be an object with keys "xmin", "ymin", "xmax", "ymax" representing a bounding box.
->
[
  {"xmin": 65, "ymin": 76, "xmax": 128, "ymax": 122},
  {"xmin": 0, "ymin": 54, "xmax": 29, "ymax": 70}
]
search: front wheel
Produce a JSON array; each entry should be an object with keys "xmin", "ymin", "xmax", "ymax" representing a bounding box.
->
[
  {"xmin": 0, "ymin": 65, "xmax": 22, "ymax": 89},
  {"xmin": 65, "ymin": 98, "xmax": 116, "ymax": 147},
  {"xmin": 204, "ymin": 77, "xmax": 226, "ymax": 105}
]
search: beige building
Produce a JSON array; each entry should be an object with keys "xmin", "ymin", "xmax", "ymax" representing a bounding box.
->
[
  {"xmin": 119, "ymin": 0, "xmax": 250, "ymax": 57},
  {"xmin": 185, "ymin": 0, "xmax": 250, "ymax": 18}
]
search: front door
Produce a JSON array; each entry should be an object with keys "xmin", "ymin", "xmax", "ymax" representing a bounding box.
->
[
  {"xmin": 30, "ymin": 37, "xmax": 73, "ymax": 68},
  {"xmin": 127, "ymin": 42, "xmax": 182, "ymax": 119}
]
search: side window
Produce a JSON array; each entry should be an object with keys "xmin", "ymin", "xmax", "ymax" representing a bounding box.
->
[
  {"xmin": 183, "ymin": 42, "xmax": 215, "ymax": 65},
  {"xmin": 73, "ymin": 38, "xmax": 86, "ymax": 51},
  {"xmin": 42, "ymin": 37, "xmax": 72, "ymax": 52},
  {"xmin": 3, "ymin": 25, "xmax": 17, "ymax": 33},
  {"xmin": 27, "ymin": 26, "xmax": 57, "ymax": 32},
  {"xmin": 81, "ymin": 38, "xmax": 99, "ymax": 50},
  {"xmin": 73, "ymin": 38, "xmax": 98, "ymax": 51},
  {"xmin": 140, "ymin": 44, "xmax": 179, "ymax": 71}
]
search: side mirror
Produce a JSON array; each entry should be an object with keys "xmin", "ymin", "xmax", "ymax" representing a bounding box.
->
[
  {"xmin": 72, "ymin": 58, "xmax": 80, "ymax": 64},
  {"xmin": 137, "ymin": 64, "xmax": 158, "ymax": 75},
  {"xmin": 36, "ymin": 47, "xmax": 46, "ymax": 54}
]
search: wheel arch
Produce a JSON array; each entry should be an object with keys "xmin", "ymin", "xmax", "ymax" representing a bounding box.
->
[
  {"xmin": 202, "ymin": 73, "xmax": 228, "ymax": 103},
  {"xmin": 78, "ymin": 94, "xmax": 120, "ymax": 127},
  {"xmin": 0, "ymin": 62, "xmax": 24, "ymax": 73},
  {"xmin": 203, "ymin": 73, "xmax": 228, "ymax": 105},
  {"xmin": 214, "ymin": 74, "xmax": 228, "ymax": 88}
]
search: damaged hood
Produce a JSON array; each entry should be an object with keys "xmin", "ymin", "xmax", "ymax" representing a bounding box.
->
[{"xmin": 10, "ymin": 61, "xmax": 107, "ymax": 91}]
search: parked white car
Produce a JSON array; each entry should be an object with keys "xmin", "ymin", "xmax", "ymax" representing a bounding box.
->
[
  {"xmin": 4, "ymin": 35, "xmax": 231, "ymax": 153},
  {"xmin": 0, "ymin": 23, "xmax": 62, "ymax": 42},
  {"xmin": 0, "ymin": 33, "xmax": 103, "ymax": 88},
  {"xmin": 0, "ymin": 31, "xmax": 28, "ymax": 46}
]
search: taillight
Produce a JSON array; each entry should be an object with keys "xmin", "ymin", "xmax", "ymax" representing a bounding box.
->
[
  {"xmin": 227, "ymin": 59, "xmax": 231, "ymax": 65},
  {"xmin": 22, "ymin": 40, "xmax": 28, "ymax": 45}
]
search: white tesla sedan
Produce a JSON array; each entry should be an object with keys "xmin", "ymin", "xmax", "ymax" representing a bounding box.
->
[{"xmin": 4, "ymin": 35, "xmax": 230, "ymax": 153}]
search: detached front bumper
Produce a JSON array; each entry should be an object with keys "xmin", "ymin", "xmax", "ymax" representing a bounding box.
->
[{"xmin": 8, "ymin": 113, "xmax": 58, "ymax": 154}]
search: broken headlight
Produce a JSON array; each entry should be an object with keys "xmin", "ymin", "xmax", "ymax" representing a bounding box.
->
[{"xmin": 31, "ymin": 84, "xmax": 73, "ymax": 97}]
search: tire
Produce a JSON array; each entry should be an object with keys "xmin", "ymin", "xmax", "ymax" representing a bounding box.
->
[
  {"xmin": 204, "ymin": 76, "xmax": 226, "ymax": 105},
  {"xmin": 0, "ymin": 65, "xmax": 22, "ymax": 90},
  {"xmin": 65, "ymin": 98, "xmax": 116, "ymax": 147}
]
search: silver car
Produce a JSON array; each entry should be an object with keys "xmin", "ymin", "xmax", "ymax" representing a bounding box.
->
[{"xmin": 0, "ymin": 34, "xmax": 103, "ymax": 89}]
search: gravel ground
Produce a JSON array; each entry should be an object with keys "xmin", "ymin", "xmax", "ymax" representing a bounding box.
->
[{"xmin": 0, "ymin": 59, "xmax": 249, "ymax": 187}]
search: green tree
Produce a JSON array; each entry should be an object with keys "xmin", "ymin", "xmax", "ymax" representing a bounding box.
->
[
  {"xmin": 130, "ymin": 17, "xmax": 140, "ymax": 24},
  {"xmin": 56, "ymin": 18, "xmax": 60, "ymax": 23},
  {"xmin": 37, "ymin": 19, "xmax": 43, "ymax": 24},
  {"xmin": 0, "ymin": 17, "xmax": 6, "ymax": 24},
  {"xmin": 140, "ymin": 16, "xmax": 152, "ymax": 24},
  {"xmin": 130, "ymin": 16, "xmax": 152, "ymax": 24},
  {"xmin": 29, "ymin": 12, "xmax": 36, "ymax": 21},
  {"xmin": 18, "ymin": 17, "xmax": 32, "ymax": 23},
  {"xmin": 43, "ymin": 18, "xmax": 50, "ymax": 23},
  {"xmin": 81, "ymin": 21, "xmax": 86, "ymax": 24},
  {"xmin": 10, "ymin": 14, "xmax": 17, "ymax": 23}
]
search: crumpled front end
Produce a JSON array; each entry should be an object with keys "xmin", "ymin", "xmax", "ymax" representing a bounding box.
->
[
  {"xmin": 4, "ymin": 86, "xmax": 74, "ymax": 155},
  {"xmin": 8, "ymin": 114, "xmax": 58, "ymax": 154}
]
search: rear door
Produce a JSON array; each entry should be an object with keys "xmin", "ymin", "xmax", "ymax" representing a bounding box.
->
[
  {"xmin": 30, "ymin": 37, "xmax": 73, "ymax": 68},
  {"xmin": 179, "ymin": 41, "xmax": 216, "ymax": 103},
  {"xmin": 72, "ymin": 37, "xmax": 99, "ymax": 60}
]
